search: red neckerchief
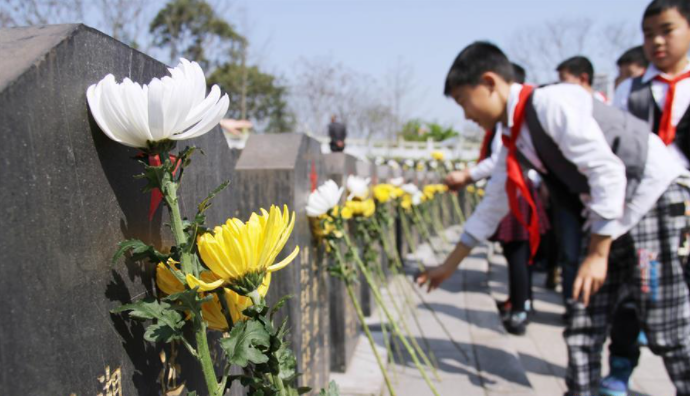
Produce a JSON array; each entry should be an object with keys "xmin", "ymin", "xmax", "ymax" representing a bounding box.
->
[{"xmin": 501, "ymin": 84, "xmax": 540, "ymax": 262}]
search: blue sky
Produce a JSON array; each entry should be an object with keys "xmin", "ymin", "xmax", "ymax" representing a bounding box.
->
[{"xmin": 227, "ymin": 0, "xmax": 651, "ymax": 130}]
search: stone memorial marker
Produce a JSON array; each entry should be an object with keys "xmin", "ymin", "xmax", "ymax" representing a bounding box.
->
[
  {"xmin": 322, "ymin": 152, "xmax": 361, "ymax": 372},
  {"xmin": 0, "ymin": 24, "xmax": 244, "ymax": 395},
  {"xmin": 231, "ymin": 133, "xmax": 330, "ymax": 389}
]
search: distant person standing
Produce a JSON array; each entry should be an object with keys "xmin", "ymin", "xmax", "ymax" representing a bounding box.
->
[{"xmin": 328, "ymin": 115, "xmax": 347, "ymax": 152}]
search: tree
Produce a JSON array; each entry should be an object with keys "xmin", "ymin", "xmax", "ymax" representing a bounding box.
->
[
  {"xmin": 209, "ymin": 63, "xmax": 295, "ymax": 132},
  {"xmin": 506, "ymin": 18, "xmax": 640, "ymax": 84},
  {"xmin": 290, "ymin": 56, "xmax": 396, "ymax": 139},
  {"xmin": 0, "ymin": 0, "xmax": 152, "ymax": 49},
  {"xmin": 149, "ymin": 0, "xmax": 245, "ymax": 69},
  {"xmin": 399, "ymin": 120, "xmax": 459, "ymax": 142}
]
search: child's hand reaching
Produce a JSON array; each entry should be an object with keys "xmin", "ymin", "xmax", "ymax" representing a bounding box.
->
[
  {"xmin": 416, "ymin": 242, "xmax": 472, "ymax": 293},
  {"xmin": 416, "ymin": 264, "xmax": 454, "ymax": 293}
]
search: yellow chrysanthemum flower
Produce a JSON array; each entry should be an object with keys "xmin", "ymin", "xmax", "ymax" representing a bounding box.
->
[
  {"xmin": 431, "ymin": 151, "xmax": 445, "ymax": 161},
  {"xmin": 345, "ymin": 199, "xmax": 376, "ymax": 218},
  {"xmin": 477, "ymin": 188, "xmax": 485, "ymax": 197},
  {"xmin": 373, "ymin": 184, "xmax": 394, "ymax": 203},
  {"xmin": 155, "ymin": 261, "xmax": 271, "ymax": 331},
  {"xmin": 400, "ymin": 195, "xmax": 413, "ymax": 210},
  {"xmin": 191, "ymin": 205, "xmax": 299, "ymax": 296},
  {"xmin": 332, "ymin": 204, "xmax": 353, "ymax": 220},
  {"xmin": 391, "ymin": 187, "xmax": 405, "ymax": 199},
  {"xmin": 467, "ymin": 185, "xmax": 476, "ymax": 193}
]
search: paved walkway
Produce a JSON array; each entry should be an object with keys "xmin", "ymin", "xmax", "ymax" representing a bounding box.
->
[{"xmin": 334, "ymin": 226, "xmax": 674, "ymax": 396}]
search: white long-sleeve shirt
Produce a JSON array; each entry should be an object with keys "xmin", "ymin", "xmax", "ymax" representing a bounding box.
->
[
  {"xmin": 468, "ymin": 125, "xmax": 503, "ymax": 182},
  {"xmin": 460, "ymin": 83, "xmax": 685, "ymax": 247},
  {"xmin": 613, "ymin": 60, "xmax": 690, "ymax": 169}
]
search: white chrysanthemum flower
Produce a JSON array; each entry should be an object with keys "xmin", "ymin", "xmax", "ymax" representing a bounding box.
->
[
  {"xmin": 306, "ymin": 180, "xmax": 344, "ymax": 217},
  {"xmin": 86, "ymin": 58, "xmax": 229, "ymax": 149},
  {"xmin": 402, "ymin": 183, "xmax": 420, "ymax": 196},
  {"xmin": 389, "ymin": 176, "xmax": 404, "ymax": 187},
  {"xmin": 346, "ymin": 175, "xmax": 371, "ymax": 200}
]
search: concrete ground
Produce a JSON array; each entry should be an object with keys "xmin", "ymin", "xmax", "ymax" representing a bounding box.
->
[{"xmin": 332, "ymin": 225, "xmax": 674, "ymax": 396}]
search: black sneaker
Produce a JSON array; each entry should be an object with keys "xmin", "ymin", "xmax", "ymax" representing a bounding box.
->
[{"xmin": 503, "ymin": 311, "xmax": 528, "ymax": 335}]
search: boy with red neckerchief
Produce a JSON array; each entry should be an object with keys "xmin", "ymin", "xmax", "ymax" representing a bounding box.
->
[
  {"xmin": 600, "ymin": 1, "xmax": 690, "ymax": 395},
  {"xmin": 416, "ymin": 41, "xmax": 690, "ymax": 396}
]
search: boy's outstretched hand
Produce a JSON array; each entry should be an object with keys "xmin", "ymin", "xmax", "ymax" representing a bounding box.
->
[
  {"xmin": 416, "ymin": 264, "xmax": 454, "ymax": 293},
  {"xmin": 416, "ymin": 242, "xmax": 472, "ymax": 293},
  {"xmin": 445, "ymin": 169, "xmax": 472, "ymax": 190}
]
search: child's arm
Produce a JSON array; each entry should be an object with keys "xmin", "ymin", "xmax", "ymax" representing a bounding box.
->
[
  {"xmin": 417, "ymin": 146, "xmax": 510, "ymax": 291},
  {"xmin": 573, "ymin": 234, "xmax": 612, "ymax": 306}
]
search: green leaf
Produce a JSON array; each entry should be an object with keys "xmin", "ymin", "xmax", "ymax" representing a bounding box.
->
[
  {"xmin": 299, "ymin": 387, "xmax": 313, "ymax": 395},
  {"xmin": 112, "ymin": 239, "xmax": 167, "ymax": 264},
  {"xmin": 163, "ymin": 288, "xmax": 205, "ymax": 319},
  {"xmin": 111, "ymin": 298, "xmax": 185, "ymax": 343},
  {"xmin": 318, "ymin": 381, "xmax": 340, "ymax": 396},
  {"xmin": 220, "ymin": 319, "xmax": 271, "ymax": 367},
  {"xmin": 197, "ymin": 180, "xmax": 230, "ymax": 216},
  {"xmin": 269, "ymin": 294, "xmax": 292, "ymax": 320}
]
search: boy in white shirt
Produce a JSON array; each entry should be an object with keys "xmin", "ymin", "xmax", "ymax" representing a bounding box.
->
[{"xmin": 417, "ymin": 41, "xmax": 690, "ymax": 396}]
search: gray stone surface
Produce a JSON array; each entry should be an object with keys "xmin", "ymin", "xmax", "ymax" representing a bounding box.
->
[
  {"xmin": 323, "ymin": 152, "xmax": 361, "ymax": 373},
  {"xmin": 233, "ymin": 133, "xmax": 330, "ymax": 390},
  {"xmin": 0, "ymin": 23, "xmax": 243, "ymax": 396}
]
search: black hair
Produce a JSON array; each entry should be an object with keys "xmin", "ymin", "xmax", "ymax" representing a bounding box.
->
[
  {"xmin": 443, "ymin": 41, "xmax": 514, "ymax": 96},
  {"xmin": 643, "ymin": 0, "xmax": 690, "ymax": 25},
  {"xmin": 556, "ymin": 56, "xmax": 594, "ymax": 86},
  {"xmin": 511, "ymin": 63, "xmax": 526, "ymax": 84},
  {"xmin": 616, "ymin": 46, "xmax": 648, "ymax": 68}
]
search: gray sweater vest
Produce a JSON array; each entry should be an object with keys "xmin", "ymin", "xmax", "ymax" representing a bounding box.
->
[{"xmin": 524, "ymin": 92, "xmax": 648, "ymax": 202}]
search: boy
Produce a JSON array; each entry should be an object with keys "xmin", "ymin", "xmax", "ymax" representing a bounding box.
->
[
  {"xmin": 417, "ymin": 41, "xmax": 690, "ymax": 396},
  {"xmin": 557, "ymin": 56, "xmax": 608, "ymax": 103},
  {"xmin": 601, "ymin": 1, "xmax": 690, "ymax": 394},
  {"xmin": 446, "ymin": 63, "xmax": 549, "ymax": 335},
  {"xmin": 614, "ymin": 46, "xmax": 648, "ymax": 88}
]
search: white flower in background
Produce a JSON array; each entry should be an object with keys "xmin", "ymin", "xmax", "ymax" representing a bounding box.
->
[
  {"xmin": 455, "ymin": 162, "xmax": 466, "ymax": 170},
  {"xmin": 444, "ymin": 160, "xmax": 453, "ymax": 170},
  {"xmin": 402, "ymin": 183, "xmax": 420, "ymax": 196},
  {"xmin": 374, "ymin": 157, "xmax": 385, "ymax": 166},
  {"xmin": 429, "ymin": 160, "xmax": 438, "ymax": 169},
  {"xmin": 412, "ymin": 192, "xmax": 424, "ymax": 206},
  {"xmin": 390, "ymin": 176, "xmax": 404, "ymax": 187},
  {"xmin": 346, "ymin": 175, "xmax": 371, "ymax": 200},
  {"xmin": 476, "ymin": 179, "xmax": 487, "ymax": 187},
  {"xmin": 387, "ymin": 159, "xmax": 400, "ymax": 169},
  {"xmin": 404, "ymin": 159, "xmax": 415, "ymax": 168},
  {"xmin": 87, "ymin": 58, "xmax": 229, "ymax": 149},
  {"xmin": 306, "ymin": 180, "xmax": 344, "ymax": 217}
]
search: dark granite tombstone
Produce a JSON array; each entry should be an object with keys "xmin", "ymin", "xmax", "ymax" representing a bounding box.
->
[
  {"xmin": 322, "ymin": 153, "xmax": 361, "ymax": 372},
  {"xmin": 231, "ymin": 133, "xmax": 329, "ymax": 390},
  {"xmin": 0, "ymin": 24, "xmax": 246, "ymax": 395}
]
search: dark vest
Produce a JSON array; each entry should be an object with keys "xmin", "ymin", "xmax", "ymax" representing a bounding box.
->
[
  {"xmin": 524, "ymin": 92, "xmax": 649, "ymax": 204},
  {"xmin": 627, "ymin": 76, "xmax": 690, "ymax": 161}
]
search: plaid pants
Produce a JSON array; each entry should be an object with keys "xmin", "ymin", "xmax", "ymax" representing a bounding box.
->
[{"xmin": 564, "ymin": 181, "xmax": 690, "ymax": 396}]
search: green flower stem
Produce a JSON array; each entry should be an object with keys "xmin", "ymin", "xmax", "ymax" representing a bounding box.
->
[
  {"xmin": 161, "ymin": 178, "xmax": 219, "ymax": 396},
  {"xmin": 429, "ymin": 200, "xmax": 448, "ymax": 244},
  {"xmin": 398, "ymin": 207, "xmax": 419, "ymax": 261},
  {"xmin": 195, "ymin": 319, "xmax": 221, "ymax": 396},
  {"xmin": 332, "ymin": 243, "xmax": 396, "ymax": 396},
  {"xmin": 412, "ymin": 206, "xmax": 442, "ymax": 256},
  {"xmin": 370, "ymin": 254, "xmax": 441, "ymax": 377},
  {"xmin": 450, "ymin": 192, "xmax": 466, "ymax": 224},
  {"xmin": 400, "ymin": 212, "xmax": 472, "ymax": 363},
  {"xmin": 342, "ymin": 232, "xmax": 440, "ymax": 396},
  {"xmin": 368, "ymin": 219, "xmax": 440, "ymax": 375},
  {"xmin": 162, "ymin": 180, "xmax": 194, "ymax": 276},
  {"xmin": 353, "ymin": 228, "xmax": 400, "ymax": 378}
]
